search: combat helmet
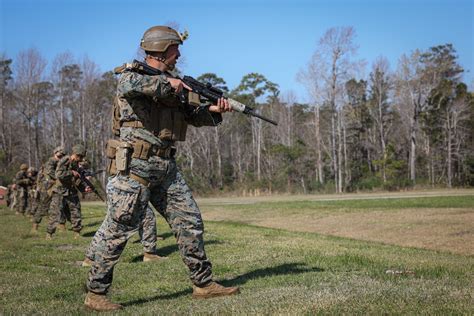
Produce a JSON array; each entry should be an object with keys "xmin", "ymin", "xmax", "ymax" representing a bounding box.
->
[
  {"xmin": 20, "ymin": 164, "xmax": 28, "ymax": 171},
  {"xmin": 27, "ymin": 167, "xmax": 38, "ymax": 175},
  {"xmin": 140, "ymin": 26, "xmax": 188, "ymax": 53},
  {"xmin": 72, "ymin": 144, "xmax": 86, "ymax": 157}
]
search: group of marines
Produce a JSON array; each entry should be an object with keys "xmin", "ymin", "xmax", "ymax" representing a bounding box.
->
[
  {"xmin": 7, "ymin": 145, "xmax": 90, "ymax": 239},
  {"xmin": 5, "ymin": 25, "xmax": 242, "ymax": 312}
]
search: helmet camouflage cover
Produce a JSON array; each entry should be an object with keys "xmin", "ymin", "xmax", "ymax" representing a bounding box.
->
[
  {"xmin": 140, "ymin": 26, "xmax": 188, "ymax": 52},
  {"xmin": 20, "ymin": 163, "xmax": 28, "ymax": 171},
  {"xmin": 72, "ymin": 144, "xmax": 86, "ymax": 156}
]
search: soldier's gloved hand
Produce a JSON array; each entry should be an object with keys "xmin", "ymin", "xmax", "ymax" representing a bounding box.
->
[{"xmin": 209, "ymin": 98, "xmax": 232, "ymax": 113}]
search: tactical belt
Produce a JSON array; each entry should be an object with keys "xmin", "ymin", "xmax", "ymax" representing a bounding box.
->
[
  {"xmin": 131, "ymin": 142, "xmax": 176, "ymax": 159},
  {"xmin": 118, "ymin": 121, "xmax": 177, "ymax": 159},
  {"xmin": 121, "ymin": 121, "xmax": 144, "ymax": 128}
]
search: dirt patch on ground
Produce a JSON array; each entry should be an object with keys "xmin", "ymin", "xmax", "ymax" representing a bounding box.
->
[
  {"xmin": 201, "ymin": 195, "xmax": 474, "ymax": 256},
  {"xmin": 197, "ymin": 188, "xmax": 474, "ymax": 205}
]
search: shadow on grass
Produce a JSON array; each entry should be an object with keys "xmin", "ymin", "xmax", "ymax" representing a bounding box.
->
[
  {"xmin": 84, "ymin": 221, "xmax": 103, "ymax": 228},
  {"xmin": 122, "ymin": 262, "xmax": 323, "ymax": 306},
  {"xmin": 129, "ymin": 240, "xmax": 224, "ymax": 263},
  {"xmin": 221, "ymin": 262, "xmax": 324, "ymax": 287},
  {"xmin": 82, "ymin": 231, "xmax": 97, "ymax": 237}
]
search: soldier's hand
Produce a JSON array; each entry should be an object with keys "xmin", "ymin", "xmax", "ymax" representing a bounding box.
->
[
  {"xmin": 209, "ymin": 98, "xmax": 232, "ymax": 113},
  {"xmin": 72, "ymin": 170, "xmax": 80, "ymax": 178},
  {"xmin": 167, "ymin": 77, "xmax": 192, "ymax": 93},
  {"xmin": 85, "ymin": 186, "xmax": 92, "ymax": 193}
]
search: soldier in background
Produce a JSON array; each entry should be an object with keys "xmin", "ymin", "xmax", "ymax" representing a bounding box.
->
[
  {"xmin": 13, "ymin": 164, "xmax": 30, "ymax": 215},
  {"xmin": 9, "ymin": 178, "xmax": 17, "ymax": 210},
  {"xmin": 46, "ymin": 144, "xmax": 91, "ymax": 240},
  {"xmin": 25, "ymin": 167, "xmax": 39, "ymax": 218},
  {"xmin": 32, "ymin": 147, "xmax": 66, "ymax": 233},
  {"xmin": 6, "ymin": 184, "xmax": 13, "ymax": 208},
  {"xmin": 30, "ymin": 166, "xmax": 45, "ymax": 232}
]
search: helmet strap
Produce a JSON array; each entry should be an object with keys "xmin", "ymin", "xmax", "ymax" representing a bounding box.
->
[{"xmin": 146, "ymin": 54, "xmax": 175, "ymax": 71}]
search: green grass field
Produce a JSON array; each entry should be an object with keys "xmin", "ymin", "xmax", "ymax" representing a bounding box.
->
[{"xmin": 0, "ymin": 193, "xmax": 473, "ymax": 314}]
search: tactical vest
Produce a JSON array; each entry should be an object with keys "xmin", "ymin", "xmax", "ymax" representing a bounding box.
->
[{"xmin": 112, "ymin": 66, "xmax": 189, "ymax": 142}]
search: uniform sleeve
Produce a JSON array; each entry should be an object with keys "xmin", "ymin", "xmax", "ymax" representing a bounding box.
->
[
  {"xmin": 118, "ymin": 72, "xmax": 173, "ymax": 99},
  {"xmin": 14, "ymin": 172, "xmax": 22, "ymax": 184},
  {"xmin": 45, "ymin": 159, "xmax": 57, "ymax": 179},
  {"xmin": 55, "ymin": 157, "xmax": 73, "ymax": 183},
  {"xmin": 14, "ymin": 172, "xmax": 30, "ymax": 185}
]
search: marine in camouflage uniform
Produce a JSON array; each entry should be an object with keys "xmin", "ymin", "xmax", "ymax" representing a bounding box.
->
[
  {"xmin": 32, "ymin": 147, "xmax": 66, "ymax": 231},
  {"xmin": 84, "ymin": 26, "xmax": 238, "ymax": 311},
  {"xmin": 46, "ymin": 145, "xmax": 91, "ymax": 239},
  {"xmin": 6, "ymin": 184, "xmax": 13, "ymax": 208},
  {"xmin": 14, "ymin": 164, "xmax": 30, "ymax": 215},
  {"xmin": 9, "ymin": 178, "xmax": 17, "ymax": 210},
  {"xmin": 26, "ymin": 167, "xmax": 39, "ymax": 217}
]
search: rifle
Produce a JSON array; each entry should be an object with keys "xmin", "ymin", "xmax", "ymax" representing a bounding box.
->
[
  {"xmin": 82, "ymin": 169, "xmax": 105, "ymax": 178},
  {"xmin": 128, "ymin": 60, "xmax": 278, "ymax": 126},
  {"xmin": 77, "ymin": 166, "xmax": 105, "ymax": 202}
]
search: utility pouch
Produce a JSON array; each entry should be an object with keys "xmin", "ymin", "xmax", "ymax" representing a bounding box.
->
[
  {"xmin": 106, "ymin": 139, "xmax": 121, "ymax": 159},
  {"xmin": 188, "ymin": 91, "xmax": 201, "ymax": 107},
  {"xmin": 115, "ymin": 142, "xmax": 133, "ymax": 172},
  {"xmin": 107, "ymin": 159, "xmax": 117, "ymax": 175},
  {"xmin": 171, "ymin": 111, "xmax": 187, "ymax": 141},
  {"xmin": 154, "ymin": 107, "xmax": 188, "ymax": 141}
]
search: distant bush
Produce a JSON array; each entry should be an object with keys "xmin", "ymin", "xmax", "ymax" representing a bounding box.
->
[{"xmin": 353, "ymin": 177, "xmax": 383, "ymax": 191}]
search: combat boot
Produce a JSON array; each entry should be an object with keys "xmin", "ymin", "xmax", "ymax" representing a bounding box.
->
[
  {"xmin": 192, "ymin": 281, "xmax": 240, "ymax": 299},
  {"xmin": 84, "ymin": 292, "xmax": 123, "ymax": 311},
  {"xmin": 143, "ymin": 252, "xmax": 168, "ymax": 262},
  {"xmin": 82, "ymin": 257, "xmax": 94, "ymax": 267},
  {"xmin": 45, "ymin": 233, "xmax": 53, "ymax": 240},
  {"xmin": 58, "ymin": 224, "xmax": 66, "ymax": 232},
  {"xmin": 31, "ymin": 223, "xmax": 39, "ymax": 234}
]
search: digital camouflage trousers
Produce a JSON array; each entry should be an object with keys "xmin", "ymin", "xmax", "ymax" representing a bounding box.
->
[
  {"xmin": 33, "ymin": 191, "xmax": 67, "ymax": 225},
  {"xmin": 14, "ymin": 188, "xmax": 28, "ymax": 214},
  {"xmin": 47, "ymin": 192, "xmax": 82, "ymax": 234},
  {"xmin": 85, "ymin": 204, "xmax": 158, "ymax": 259},
  {"xmin": 87, "ymin": 163, "xmax": 212, "ymax": 295}
]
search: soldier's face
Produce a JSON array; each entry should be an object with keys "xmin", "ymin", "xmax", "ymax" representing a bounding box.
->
[
  {"xmin": 164, "ymin": 45, "xmax": 180, "ymax": 70},
  {"xmin": 71, "ymin": 154, "xmax": 83, "ymax": 162}
]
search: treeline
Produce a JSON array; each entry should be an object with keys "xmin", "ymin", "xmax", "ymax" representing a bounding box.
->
[{"xmin": 1, "ymin": 27, "xmax": 473, "ymax": 195}]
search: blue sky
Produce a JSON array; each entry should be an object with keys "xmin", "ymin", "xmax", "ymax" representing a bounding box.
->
[{"xmin": 1, "ymin": 0, "xmax": 473, "ymax": 101}]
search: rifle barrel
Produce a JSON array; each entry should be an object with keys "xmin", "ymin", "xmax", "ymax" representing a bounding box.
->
[{"xmin": 249, "ymin": 111, "xmax": 278, "ymax": 126}]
